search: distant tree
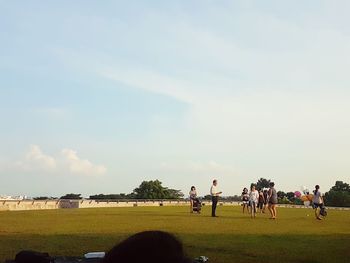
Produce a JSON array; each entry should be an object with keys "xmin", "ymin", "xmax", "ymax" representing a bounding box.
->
[
  {"xmin": 278, "ymin": 196, "xmax": 291, "ymax": 204},
  {"xmin": 60, "ymin": 193, "xmax": 82, "ymax": 200},
  {"xmin": 277, "ymin": 191, "xmax": 286, "ymax": 199},
  {"xmin": 33, "ymin": 196, "xmax": 49, "ymax": 200},
  {"xmin": 222, "ymin": 195, "xmax": 241, "ymax": 201},
  {"xmin": 256, "ymin": 178, "xmax": 271, "ymax": 190},
  {"xmin": 133, "ymin": 180, "xmax": 183, "ymax": 199},
  {"xmin": 324, "ymin": 181, "xmax": 350, "ymax": 207},
  {"xmin": 286, "ymin": 192, "xmax": 295, "ymax": 202},
  {"xmin": 33, "ymin": 196, "xmax": 58, "ymax": 200},
  {"xmin": 203, "ymin": 195, "xmax": 212, "ymax": 200},
  {"xmin": 329, "ymin": 181, "xmax": 350, "ymax": 192},
  {"xmin": 89, "ymin": 193, "xmax": 134, "ymax": 200}
]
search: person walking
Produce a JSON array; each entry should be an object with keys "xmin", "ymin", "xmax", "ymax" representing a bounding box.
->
[
  {"xmin": 268, "ymin": 182, "xmax": 278, "ymax": 219},
  {"xmin": 241, "ymin": 188, "xmax": 249, "ymax": 214},
  {"xmin": 189, "ymin": 186, "xmax": 197, "ymax": 213},
  {"xmin": 257, "ymin": 189, "xmax": 265, "ymax": 213},
  {"xmin": 210, "ymin": 179, "xmax": 222, "ymax": 217},
  {"xmin": 312, "ymin": 185, "xmax": 324, "ymax": 220},
  {"xmin": 249, "ymin": 185, "xmax": 259, "ymax": 218}
]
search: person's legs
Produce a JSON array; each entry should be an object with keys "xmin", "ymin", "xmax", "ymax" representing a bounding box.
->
[
  {"xmin": 268, "ymin": 203, "xmax": 273, "ymax": 218},
  {"xmin": 272, "ymin": 204, "xmax": 277, "ymax": 219},
  {"xmin": 314, "ymin": 204, "xmax": 321, "ymax": 219},
  {"xmin": 251, "ymin": 202, "xmax": 256, "ymax": 218},
  {"xmin": 211, "ymin": 196, "xmax": 218, "ymax": 217}
]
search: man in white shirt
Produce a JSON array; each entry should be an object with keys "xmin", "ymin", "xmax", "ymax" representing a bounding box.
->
[{"xmin": 210, "ymin": 179, "xmax": 222, "ymax": 217}]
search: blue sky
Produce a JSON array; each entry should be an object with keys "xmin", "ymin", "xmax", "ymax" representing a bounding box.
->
[{"xmin": 1, "ymin": 0, "xmax": 349, "ymax": 197}]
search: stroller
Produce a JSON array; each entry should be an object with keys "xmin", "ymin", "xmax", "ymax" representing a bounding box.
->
[{"xmin": 192, "ymin": 198, "xmax": 202, "ymax": 213}]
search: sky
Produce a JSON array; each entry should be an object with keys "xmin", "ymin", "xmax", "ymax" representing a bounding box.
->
[{"xmin": 0, "ymin": 0, "xmax": 349, "ymax": 198}]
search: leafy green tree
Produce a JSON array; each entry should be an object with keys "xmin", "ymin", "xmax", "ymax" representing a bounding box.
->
[
  {"xmin": 33, "ymin": 196, "xmax": 58, "ymax": 200},
  {"xmin": 133, "ymin": 180, "xmax": 183, "ymax": 199},
  {"xmin": 89, "ymin": 193, "xmax": 135, "ymax": 200},
  {"xmin": 277, "ymin": 191, "xmax": 286, "ymax": 199},
  {"xmin": 286, "ymin": 192, "xmax": 295, "ymax": 203},
  {"xmin": 256, "ymin": 178, "xmax": 271, "ymax": 190},
  {"xmin": 324, "ymin": 181, "xmax": 350, "ymax": 207},
  {"xmin": 60, "ymin": 193, "xmax": 82, "ymax": 200},
  {"xmin": 203, "ymin": 195, "xmax": 212, "ymax": 200},
  {"xmin": 330, "ymin": 181, "xmax": 350, "ymax": 192}
]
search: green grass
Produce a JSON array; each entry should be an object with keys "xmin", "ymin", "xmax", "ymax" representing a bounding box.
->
[{"xmin": 1, "ymin": 206, "xmax": 350, "ymax": 263}]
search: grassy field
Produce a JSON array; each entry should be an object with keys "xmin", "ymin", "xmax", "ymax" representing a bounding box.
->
[{"xmin": 0, "ymin": 205, "xmax": 349, "ymax": 263}]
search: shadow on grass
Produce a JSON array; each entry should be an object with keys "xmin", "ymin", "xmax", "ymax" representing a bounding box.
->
[{"xmin": 0, "ymin": 233, "xmax": 349, "ymax": 263}]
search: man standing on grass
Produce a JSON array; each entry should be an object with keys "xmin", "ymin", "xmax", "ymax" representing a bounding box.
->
[{"xmin": 210, "ymin": 179, "xmax": 222, "ymax": 217}]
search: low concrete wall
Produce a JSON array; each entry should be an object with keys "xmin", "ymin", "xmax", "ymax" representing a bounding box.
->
[
  {"xmin": 0, "ymin": 199, "xmax": 237, "ymax": 211},
  {"xmin": 0, "ymin": 199, "xmax": 349, "ymax": 211}
]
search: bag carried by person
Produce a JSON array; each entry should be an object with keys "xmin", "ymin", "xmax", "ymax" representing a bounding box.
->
[{"xmin": 320, "ymin": 206, "xmax": 327, "ymax": 217}]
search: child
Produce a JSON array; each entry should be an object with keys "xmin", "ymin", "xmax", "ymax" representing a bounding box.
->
[{"xmin": 241, "ymin": 188, "xmax": 249, "ymax": 214}]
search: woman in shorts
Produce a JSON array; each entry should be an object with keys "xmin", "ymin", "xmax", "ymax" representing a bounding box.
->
[
  {"xmin": 268, "ymin": 182, "xmax": 278, "ymax": 219},
  {"xmin": 312, "ymin": 185, "xmax": 324, "ymax": 220},
  {"xmin": 241, "ymin": 188, "xmax": 249, "ymax": 214}
]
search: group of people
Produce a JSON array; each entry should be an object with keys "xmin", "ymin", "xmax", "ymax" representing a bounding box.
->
[
  {"xmin": 241, "ymin": 182, "xmax": 277, "ymax": 219},
  {"xmin": 189, "ymin": 180, "xmax": 325, "ymax": 220}
]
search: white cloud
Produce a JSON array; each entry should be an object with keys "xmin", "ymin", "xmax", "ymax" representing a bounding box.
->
[
  {"xmin": 14, "ymin": 145, "xmax": 106, "ymax": 176},
  {"xmin": 21, "ymin": 144, "xmax": 56, "ymax": 171},
  {"xmin": 61, "ymin": 148, "xmax": 107, "ymax": 176}
]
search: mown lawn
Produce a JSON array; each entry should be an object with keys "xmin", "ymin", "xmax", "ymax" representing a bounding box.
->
[{"xmin": 0, "ymin": 205, "xmax": 349, "ymax": 263}]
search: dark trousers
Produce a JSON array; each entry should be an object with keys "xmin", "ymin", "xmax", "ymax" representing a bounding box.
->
[{"xmin": 211, "ymin": 196, "xmax": 218, "ymax": 216}]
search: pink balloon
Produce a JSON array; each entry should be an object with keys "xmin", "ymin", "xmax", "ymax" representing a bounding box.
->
[{"xmin": 294, "ymin": 191, "xmax": 302, "ymax": 198}]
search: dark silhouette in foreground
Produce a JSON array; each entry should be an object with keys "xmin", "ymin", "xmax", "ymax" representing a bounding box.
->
[{"xmin": 103, "ymin": 231, "xmax": 191, "ymax": 263}]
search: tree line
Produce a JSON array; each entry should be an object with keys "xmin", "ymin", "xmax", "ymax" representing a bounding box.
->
[{"xmin": 33, "ymin": 179, "xmax": 350, "ymax": 207}]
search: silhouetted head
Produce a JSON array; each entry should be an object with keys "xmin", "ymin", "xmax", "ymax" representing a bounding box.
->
[
  {"xmin": 103, "ymin": 231, "xmax": 190, "ymax": 263},
  {"xmin": 213, "ymin": 179, "xmax": 217, "ymax": 186},
  {"xmin": 269, "ymin": 182, "xmax": 275, "ymax": 187},
  {"xmin": 191, "ymin": 186, "xmax": 196, "ymax": 191},
  {"xmin": 243, "ymin": 187, "xmax": 248, "ymax": 193}
]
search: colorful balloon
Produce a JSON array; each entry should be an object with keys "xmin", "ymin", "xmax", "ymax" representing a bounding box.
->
[
  {"xmin": 301, "ymin": 195, "xmax": 308, "ymax": 201},
  {"xmin": 307, "ymin": 194, "xmax": 314, "ymax": 202},
  {"xmin": 294, "ymin": 191, "xmax": 302, "ymax": 198}
]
